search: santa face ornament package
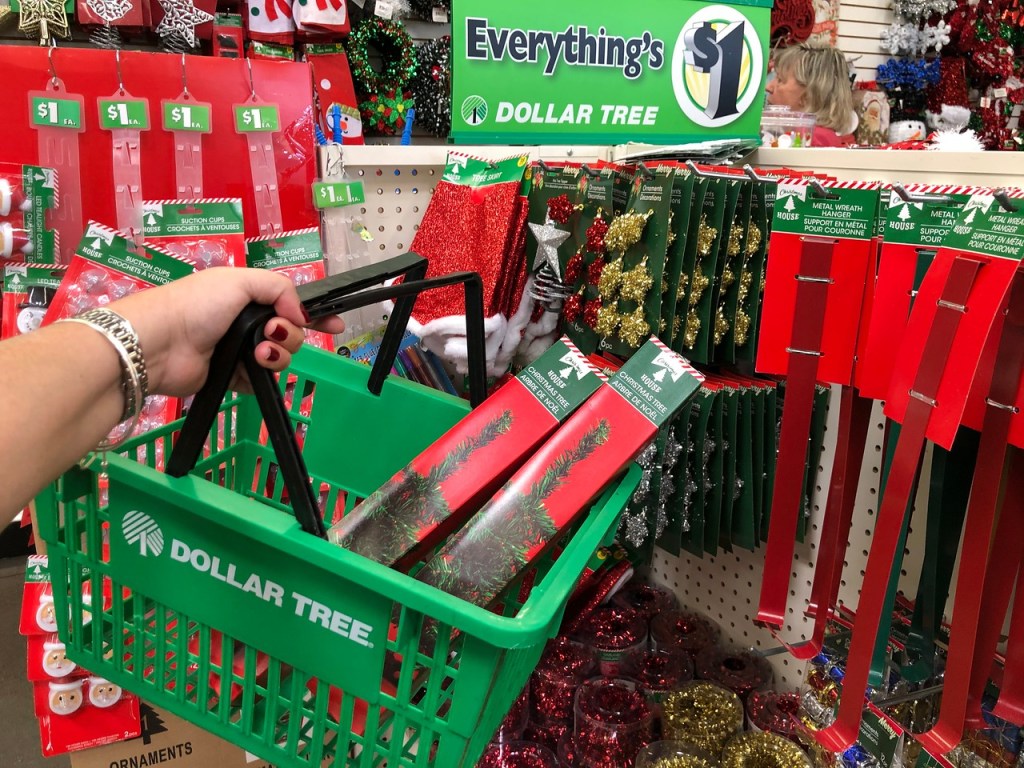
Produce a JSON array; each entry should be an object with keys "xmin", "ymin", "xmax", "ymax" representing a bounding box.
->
[{"xmin": 329, "ymin": 337, "xmax": 605, "ymax": 571}]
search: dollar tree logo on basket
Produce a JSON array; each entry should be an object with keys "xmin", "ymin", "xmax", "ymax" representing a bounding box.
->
[
  {"xmin": 117, "ymin": 509, "xmax": 375, "ymax": 649},
  {"xmin": 122, "ymin": 510, "xmax": 164, "ymax": 557}
]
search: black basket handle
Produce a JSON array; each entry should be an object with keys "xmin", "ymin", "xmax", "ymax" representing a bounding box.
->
[{"xmin": 166, "ymin": 252, "xmax": 488, "ymax": 538}]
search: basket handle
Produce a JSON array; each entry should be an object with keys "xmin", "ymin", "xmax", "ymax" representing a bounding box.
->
[{"xmin": 166, "ymin": 252, "xmax": 488, "ymax": 538}]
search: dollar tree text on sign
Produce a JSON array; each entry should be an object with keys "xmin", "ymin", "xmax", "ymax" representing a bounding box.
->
[{"xmin": 451, "ymin": 0, "xmax": 770, "ymax": 144}]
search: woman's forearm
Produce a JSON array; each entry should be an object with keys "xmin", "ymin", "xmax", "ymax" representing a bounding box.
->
[{"xmin": 0, "ymin": 321, "xmax": 125, "ymax": 521}]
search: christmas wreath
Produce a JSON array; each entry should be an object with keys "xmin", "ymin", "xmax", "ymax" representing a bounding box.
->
[
  {"xmin": 409, "ymin": 35, "xmax": 452, "ymax": 138},
  {"xmin": 347, "ymin": 17, "xmax": 418, "ymax": 99},
  {"xmin": 360, "ymin": 88, "xmax": 415, "ymax": 137}
]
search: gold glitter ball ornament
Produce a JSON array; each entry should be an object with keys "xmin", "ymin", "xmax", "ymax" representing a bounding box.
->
[
  {"xmin": 733, "ymin": 310, "xmax": 752, "ymax": 347},
  {"xmin": 677, "ymin": 273, "xmax": 690, "ymax": 301},
  {"xmin": 689, "ymin": 265, "xmax": 710, "ymax": 307},
  {"xmin": 746, "ymin": 223, "xmax": 763, "ymax": 257},
  {"xmin": 684, "ymin": 311, "xmax": 701, "ymax": 349},
  {"xmin": 663, "ymin": 682, "xmax": 743, "ymax": 756},
  {"xmin": 714, "ymin": 305, "xmax": 731, "ymax": 346},
  {"xmin": 595, "ymin": 304, "xmax": 622, "ymax": 337},
  {"xmin": 673, "ymin": 315, "xmax": 682, "ymax": 339},
  {"xmin": 737, "ymin": 271, "xmax": 753, "ymax": 303},
  {"xmin": 620, "ymin": 257, "xmax": 654, "ymax": 303},
  {"xmin": 619, "ymin": 306, "xmax": 651, "ymax": 347},
  {"xmin": 606, "ymin": 210, "xmax": 653, "ymax": 254},
  {"xmin": 721, "ymin": 267, "xmax": 736, "ymax": 291},
  {"xmin": 722, "ymin": 732, "xmax": 812, "ymax": 768},
  {"xmin": 599, "ymin": 257, "xmax": 624, "ymax": 299},
  {"xmin": 727, "ymin": 225, "xmax": 743, "ymax": 258},
  {"xmin": 636, "ymin": 741, "xmax": 719, "ymax": 768},
  {"xmin": 697, "ymin": 215, "xmax": 718, "ymax": 258}
]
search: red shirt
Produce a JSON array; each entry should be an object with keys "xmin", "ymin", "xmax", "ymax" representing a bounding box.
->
[{"xmin": 813, "ymin": 125, "xmax": 855, "ymax": 147}]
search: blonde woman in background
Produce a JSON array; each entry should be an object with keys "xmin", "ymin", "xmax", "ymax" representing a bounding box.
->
[{"xmin": 765, "ymin": 42, "xmax": 858, "ymax": 147}]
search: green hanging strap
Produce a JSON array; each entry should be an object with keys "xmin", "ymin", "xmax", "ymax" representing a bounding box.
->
[{"xmin": 902, "ymin": 428, "xmax": 979, "ymax": 683}]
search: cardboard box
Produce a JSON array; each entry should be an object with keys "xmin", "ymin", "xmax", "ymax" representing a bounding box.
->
[{"xmin": 70, "ymin": 703, "xmax": 266, "ymax": 768}]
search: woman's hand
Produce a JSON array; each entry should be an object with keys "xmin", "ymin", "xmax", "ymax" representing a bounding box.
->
[{"xmin": 112, "ymin": 268, "xmax": 344, "ymax": 397}]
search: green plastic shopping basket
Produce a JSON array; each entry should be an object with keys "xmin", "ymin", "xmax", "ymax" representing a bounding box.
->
[{"xmin": 35, "ymin": 253, "xmax": 639, "ymax": 768}]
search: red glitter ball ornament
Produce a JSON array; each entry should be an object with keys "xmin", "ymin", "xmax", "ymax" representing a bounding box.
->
[
  {"xmin": 575, "ymin": 606, "xmax": 647, "ymax": 676},
  {"xmin": 563, "ymin": 292, "xmax": 583, "ymax": 323},
  {"xmin": 478, "ymin": 740, "xmax": 558, "ymax": 768},
  {"xmin": 574, "ymin": 678, "xmax": 653, "ymax": 768},
  {"xmin": 695, "ymin": 645, "xmax": 773, "ymax": 699},
  {"xmin": 586, "ymin": 258, "xmax": 605, "ymax": 287},
  {"xmin": 565, "ymin": 251, "xmax": 584, "ymax": 284},
  {"xmin": 547, "ymin": 194, "xmax": 574, "ymax": 225},
  {"xmin": 586, "ymin": 218, "xmax": 609, "ymax": 253},
  {"xmin": 649, "ymin": 609, "xmax": 721, "ymax": 660},
  {"xmin": 583, "ymin": 298, "xmax": 601, "ymax": 329}
]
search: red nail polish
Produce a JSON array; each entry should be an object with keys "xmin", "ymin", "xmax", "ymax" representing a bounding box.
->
[
  {"xmin": 267, "ymin": 348, "xmax": 280, "ymax": 363},
  {"xmin": 270, "ymin": 325, "xmax": 289, "ymax": 342},
  {"xmin": 301, "ymin": 307, "xmax": 311, "ymax": 323}
]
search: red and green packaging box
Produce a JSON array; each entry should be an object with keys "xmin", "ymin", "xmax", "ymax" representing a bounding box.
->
[
  {"xmin": 142, "ymin": 198, "xmax": 246, "ymax": 270},
  {"xmin": 2, "ymin": 264, "xmax": 66, "ymax": 339},
  {"xmin": 246, "ymin": 227, "xmax": 332, "ymax": 351},
  {"xmin": 329, "ymin": 337, "xmax": 607, "ymax": 571},
  {"xmin": 416, "ymin": 337, "xmax": 704, "ymax": 609},
  {"xmin": 0, "ymin": 163, "xmax": 58, "ymax": 263}
]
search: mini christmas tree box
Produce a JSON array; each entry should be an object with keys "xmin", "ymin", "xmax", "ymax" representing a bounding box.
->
[
  {"xmin": 328, "ymin": 337, "xmax": 605, "ymax": 570},
  {"xmin": 416, "ymin": 337, "xmax": 704, "ymax": 609}
]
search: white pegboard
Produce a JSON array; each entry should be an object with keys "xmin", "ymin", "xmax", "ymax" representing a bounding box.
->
[
  {"xmin": 315, "ymin": 145, "xmax": 994, "ymax": 692},
  {"xmin": 649, "ymin": 394, "xmax": 930, "ymax": 690}
]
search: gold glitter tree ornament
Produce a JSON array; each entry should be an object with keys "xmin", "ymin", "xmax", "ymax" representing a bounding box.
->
[
  {"xmin": 598, "ymin": 257, "xmax": 624, "ymax": 299},
  {"xmin": 594, "ymin": 304, "xmax": 621, "ymax": 337},
  {"xmin": 696, "ymin": 214, "xmax": 718, "ymax": 258},
  {"xmin": 618, "ymin": 306, "xmax": 650, "ymax": 347},
  {"xmin": 620, "ymin": 256, "xmax": 654, "ymax": 303},
  {"xmin": 605, "ymin": 209, "xmax": 653, "ymax": 254},
  {"xmin": 714, "ymin": 305, "xmax": 730, "ymax": 346},
  {"xmin": 745, "ymin": 223, "xmax": 763, "ymax": 256},
  {"xmin": 734, "ymin": 271, "xmax": 755, "ymax": 346}
]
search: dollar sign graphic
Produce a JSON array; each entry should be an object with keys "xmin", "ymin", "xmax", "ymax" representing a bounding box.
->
[
  {"xmin": 683, "ymin": 21, "xmax": 745, "ymax": 120},
  {"xmin": 171, "ymin": 106, "xmax": 182, "ymax": 123}
]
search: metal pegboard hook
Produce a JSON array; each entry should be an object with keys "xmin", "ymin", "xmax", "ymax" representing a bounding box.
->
[
  {"xmin": 685, "ymin": 159, "xmax": 740, "ymax": 181},
  {"xmin": 581, "ymin": 163, "xmax": 601, "ymax": 178},
  {"xmin": 637, "ymin": 162, "xmax": 655, "ymax": 180},
  {"xmin": 995, "ymin": 189, "xmax": 1019, "ymax": 212},
  {"xmin": 181, "ymin": 53, "xmax": 190, "ymax": 98},
  {"xmin": 809, "ymin": 179, "xmax": 840, "ymax": 200},
  {"xmin": 246, "ymin": 56, "xmax": 257, "ymax": 101},
  {"xmin": 743, "ymin": 164, "xmax": 773, "ymax": 183},
  {"xmin": 115, "ymin": 49, "xmax": 125, "ymax": 95},
  {"xmin": 892, "ymin": 183, "xmax": 952, "ymax": 205},
  {"xmin": 48, "ymin": 45, "xmax": 59, "ymax": 87}
]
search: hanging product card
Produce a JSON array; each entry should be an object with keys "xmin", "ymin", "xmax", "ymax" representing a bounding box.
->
[
  {"xmin": 245, "ymin": 227, "xmax": 332, "ymax": 351},
  {"xmin": 235, "ymin": 97, "xmax": 284, "ymax": 235},
  {"xmin": 563, "ymin": 166, "xmax": 616, "ymax": 355},
  {"xmin": 99, "ymin": 91, "xmax": 150, "ymax": 242},
  {"xmin": 672, "ymin": 176, "xmax": 710, "ymax": 354},
  {"xmin": 757, "ymin": 180, "xmax": 880, "ymax": 385},
  {"xmin": 1, "ymin": 264, "xmax": 65, "ymax": 339},
  {"xmin": 450, "ymin": 0, "xmax": 771, "ymax": 145},
  {"xmin": 246, "ymin": 0, "xmax": 295, "ymax": 43},
  {"xmin": 858, "ymin": 186, "xmax": 977, "ymax": 401},
  {"xmin": 717, "ymin": 183, "xmax": 754, "ymax": 364},
  {"xmin": 293, "ymin": 0, "xmax": 349, "ymax": 37},
  {"xmin": 886, "ymin": 191, "xmax": 1024, "ymax": 450},
  {"xmin": 30, "ymin": 74, "xmax": 85, "ymax": 265},
  {"xmin": 683, "ymin": 178, "xmax": 727, "ymax": 359},
  {"xmin": 526, "ymin": 163, "xmax": 582, "ymax": 277},
  {"xmin": 681, "ymin": 386, "xmax": 715, "ymax": 557},
  {"xmin": 602, "ymin": 167, "xmax": 674, "ymax": 357},
  {"xmin": 306, "ymin": 45, "xmax": 363, "ymax": 145},
  {"xmin": 329, "ymin": 337, "xmax": 606, "ymax": 571},
  {"xmin": 142, "ymin": 198, "xmax": 246, "ymax": 269},
  {"xmin": 660, "ymin": 167, "xmax": 695, "ymax": 350},
  {"xmin": 162, "ymin": 88, "xmax": 213, "ymax": 200},
  {"xmin": 695, "ymin": 179, "xmax": 742, "ymax": 363},
  {"xmin": 0, "ymin": 164, "xmax": 58, "ymax": 263},
  {"xmin": 416, "ymin": 337, "xmax": 703, "ymax": 610}
]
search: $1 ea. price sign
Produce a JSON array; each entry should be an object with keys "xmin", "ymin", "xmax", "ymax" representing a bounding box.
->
[
  {"xmin": 234, "ymin": 99, "xmax": 284, "ymax": 234},
  {"xmin": 312, "ymin": 181, "xmax": 366, "ymax": 209},
  {"xmin": 162, "ymin": 95, "xmax": 212, "ymax": 199},
  {"xmin": 97, "ymin": 93, "xmax": 150, "ymax": 238}
]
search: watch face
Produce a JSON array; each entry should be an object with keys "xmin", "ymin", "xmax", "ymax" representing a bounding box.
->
[{"xmin": 17, "ymin": 307, "xmax": 45, "ymax": 334}]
